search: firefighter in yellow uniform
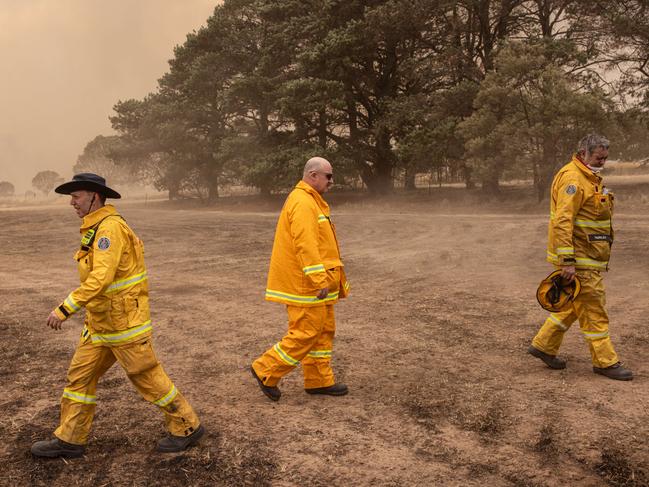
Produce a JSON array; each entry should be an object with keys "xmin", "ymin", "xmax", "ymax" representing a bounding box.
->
[
  {"xmin": 31, "ymin": 173, "xmax": 205, "ymax": 458},
  {"xmin": 528, "ymin": 135, "xmax": 633, "ymax": 380},
  {"xmin": 251, "ymin": 157, "xmax": 350, "ymax": 401}
]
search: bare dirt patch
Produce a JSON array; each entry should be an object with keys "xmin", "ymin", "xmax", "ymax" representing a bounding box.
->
[{"xmin": 2, "ymin": 192, "xmax": 649, "ymax": 486}]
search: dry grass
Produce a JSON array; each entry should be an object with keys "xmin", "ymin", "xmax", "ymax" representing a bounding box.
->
[{"xmin": 2, "ymin": 187, "xmax": 649, "ymax": 485}]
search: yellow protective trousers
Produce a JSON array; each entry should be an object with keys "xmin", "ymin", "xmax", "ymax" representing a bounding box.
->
[
  {"xmin": 252, "ymin": 304, "xmax": 336, "ymax": 389},
  {"xmin": 54, "ymin": 334, "xmax": 200, "ymax": 445},
  {"xmin": 532, "ymin": 270, "xmax": 619, "ymax": 368}
]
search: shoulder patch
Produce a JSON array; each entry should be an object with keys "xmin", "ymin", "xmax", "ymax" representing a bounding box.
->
[
  {"xmin": 97, "ymin": 236, "xmax": 111, "ymax": 250},
  {"xmin": 565, "ymin": 184, "xmax": 577, "ymax": 195}
]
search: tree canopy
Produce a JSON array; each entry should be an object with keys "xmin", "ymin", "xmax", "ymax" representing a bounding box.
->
[
  {"xmin": 32, "ymin": 170, "xmax": 63, "ymax": 195},
  {"xmin": 99, "ymin": 0, "xmax": 649, "ymax": 200},
  {"xmin": 0, "ymin": 181, "xmax": 15, "ymax": 197}
]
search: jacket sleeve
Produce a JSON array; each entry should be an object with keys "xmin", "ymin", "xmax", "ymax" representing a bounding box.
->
[
  {"xmin": 53, "ymin": 222, "xmax": 124, "ymax": 320},
  {"xmin": 287, "ymin": 196, "xmax": 328, "ymax": 289},
  {"xmin": 551, "ymin": 176, "xmax": 583, "ymax": 266}
]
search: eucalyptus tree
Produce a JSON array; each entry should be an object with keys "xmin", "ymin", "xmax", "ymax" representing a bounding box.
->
[
  {"xmin": 32, "ymin": 170, "xmax": 63, "ymax": 196},
  {"xmin": 0, "ymin": 181, "xmax": 15, "ymax": 197}
]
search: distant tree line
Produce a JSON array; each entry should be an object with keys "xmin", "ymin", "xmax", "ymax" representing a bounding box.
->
[
  {"xmin": 0, "ymin": 171, "xmax": 64, "ymax": 199},
  {"xmin": 32, "ymin": 170, "xmax": 63, "ymax": 195},
  {"xmin": 82, "ymin": 0, "xmax": 649, "ymax": 201},
  {"xmin": 0, "ymin": 181, "xmax": 15, "ymax": 197}
]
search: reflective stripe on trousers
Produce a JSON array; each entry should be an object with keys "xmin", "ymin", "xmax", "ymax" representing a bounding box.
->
[
  {"xmin": 531, "ymin": 270, "xmax": 618, "ymax": 367},
  {"xmin": 55, "ymin": 335, "xmax": 200, "ymax": 445},
  {"xmin": 252, "ymin": 304, "xmax": 337, "ymax": 389}
]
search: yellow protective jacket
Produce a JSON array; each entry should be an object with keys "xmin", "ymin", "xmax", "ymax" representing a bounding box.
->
[
  {"xmin": 265, "ymin": 181, "xmax": 350, "ymax": 307},
  {"xmin": 547, "ymin": 155, "xmax": 614, "ymax": 271},
  {"xmin": 53, "ymin": 204, "xmax": 152, "ymax": 345}
]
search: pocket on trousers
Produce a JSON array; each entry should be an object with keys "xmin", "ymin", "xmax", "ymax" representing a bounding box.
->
[{"xmin": 116, "ymin": 339, "xmax": 159, "ymax": 376}]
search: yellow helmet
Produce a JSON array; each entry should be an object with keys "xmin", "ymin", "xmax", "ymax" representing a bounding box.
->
[{"xmin": 536, "ymin": 270, "xmax": 581, "ymax": 312}]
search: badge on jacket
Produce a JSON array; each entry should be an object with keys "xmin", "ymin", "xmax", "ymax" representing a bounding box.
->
[
  {"xmin": 565, "ymin": 184, "xmax": 577, "ymax": 195},
  {"xmin": 97, "ymin": 236, "xmax": 111, "ymax": 250},
  {"xmin": 81, "ymin": 229, "xmax": 96, "ymax": 246}
]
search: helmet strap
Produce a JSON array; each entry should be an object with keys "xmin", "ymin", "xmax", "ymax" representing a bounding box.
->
[{"xmin": 84, "ymin": 192, "xmax": 97, "ymax": 217}]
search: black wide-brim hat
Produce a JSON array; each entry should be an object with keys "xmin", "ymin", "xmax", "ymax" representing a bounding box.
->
[{"xmin": 55, "ymin": 173, "xmax": 121, "ymax": 199}]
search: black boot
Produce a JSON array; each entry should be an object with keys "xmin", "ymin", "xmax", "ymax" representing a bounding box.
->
[
  {"xmin": 593, "ymin": 362, "xmax": 633, "ymax": 381},
  {"xmin": 251, "ymin": 366, "xmax": 281, "ymax": 401},
  {"xmin": 31, "ymin": 438, "xmax": 85, "ymax": 458},
  {"xmin": 305, "ymin": 383, "xmax": 349, "ymax": 396},
  {"xmin": 157, "ymin": 424, "xmax": 205, "ymax": 453},
  {"xmin": 528, "ymin": 345, "xmax": 566, "ymax": 370}
]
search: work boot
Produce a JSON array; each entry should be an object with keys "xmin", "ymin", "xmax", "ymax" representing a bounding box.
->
[
  {"xmin": 305, "ymin": 383, "xmax": 349, "ymax": 396},
  {"xmin": 593, "ymin": 362, "xmax": 633, "ymax": 381},
  {"xmin": 251, "ymin": 365, "xmax": 281, "ymax": 401},
  {"xmin": 31, "ymin": 438, "xmax": 85, "ymax": 458},
  {"xmin": 527, "ymin": 345, "xmax": 566, "ymax": 370},
  {"xmin": 157, "ymin": 424, "xmax": 206, "ymax": 453}
]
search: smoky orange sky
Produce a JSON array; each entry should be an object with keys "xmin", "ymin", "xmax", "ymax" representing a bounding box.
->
[{"xmin": 0, "ymin": 0, "xmax": 217, "ymax": 193}]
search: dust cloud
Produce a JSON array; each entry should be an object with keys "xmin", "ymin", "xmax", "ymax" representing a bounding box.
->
[{"xmin": 0, "ymin": 0, "xmax": 217, "ymax": 194}]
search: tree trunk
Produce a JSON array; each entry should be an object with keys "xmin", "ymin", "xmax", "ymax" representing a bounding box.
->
[
  {"xmin": 318, "ymin": 110, "xmax": 327, "ymax": 148},
  {"xmin": 364, "ymin": 167, "xmax": 393, "ymax": 194},
  {"xmin": 481, "ymin": 176, "xmax": 500, "ymax": 195},
  {"xmin": 259, "ymin": 186, "xmax": 271, "ymax": 198},
  {"xmin": 259, "ymin": 106, "xmax": 269, "ymax": 136},
  {"xmin": 295, "ymin": 117, "xmax": 307, "ymax": 142},
  {"xmin": 536, "ymin": 138, "xmax": 557, "ymax": 201},
  {"xmin": 364, "ymin": 128, "xmax": 394, "ymax": 194},
  {"xmin": 404, "ymin": 166, "xmax": 416, "ymax": 190},
  {"xmin": 461, "ymin": 163, "xmax": 475, "ymax": 189},
  {"xmin": 207, "ymin": 174, "xmax": 219, "ymax": 203}
]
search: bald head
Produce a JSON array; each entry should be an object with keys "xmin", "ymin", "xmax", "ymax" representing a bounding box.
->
[
  {"xmin": 302, "ymin": 156, "xmax": 334, "ymax": 194},
  {"xmin": 303, "ymin": 157, "xmax": 331, "ymax": 177}
]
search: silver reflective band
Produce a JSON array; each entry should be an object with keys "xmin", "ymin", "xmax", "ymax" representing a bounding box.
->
[
  {"xmin": 548, "ymin": 314, "xmax": 568, "ymax": 331},
  {"xmin": 106, "ymin": 271, "xmax": 148, "ymax": 293},
  {"xmin": 64, "ymin": 295, "xmax": 81, "ymax": 312},
  {"xmin": 273, "ymin": 343, "xmax": 299, "ymax": 366},
  {"xmin": 303, "ymin": 264, "xmax": 326, "ymax": 275},
  {"xmin": 265, "ymin": 289, "xmax": 340, "ymax": 304},
  {"xmin": 307, "ymin": 349, "xmax": 332, "ymax": 358},
  {"xmin": 154, "ymin": 385, "xmax": 178, "ymax": 407},
  {"xmin": 62, "ymin": 388, "xmax": 97, "ymax": 405},
  {"xmin": 574, "ymin": 219, "xmax": 611, "ymax": 228},
  {"xmin": 583, "ymin": 330, "xmax": 610, "ymax": 340},
  {"xmin": 90, "ymin": 321, "xmax": 152, "ymax": 345},
  {"xmin": 547, "ymin": 251, "xmax": 607, "ymax": 269}
]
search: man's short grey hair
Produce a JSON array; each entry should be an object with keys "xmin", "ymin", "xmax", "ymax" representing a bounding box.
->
[{"xmin": 578, "ymin": 134, "xmax": 609, "ymax": 155}]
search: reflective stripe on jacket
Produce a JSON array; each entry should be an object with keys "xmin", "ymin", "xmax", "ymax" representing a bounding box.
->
[
  {"xmin": 547, "ymin": 156, "xmax": 613, "ymax": 270},
  {"xmin": 265, "ymin": 181, "xmax": 349, "ymax": 307},
  {"xmin": 53, "ymin": 204, "xmax": 152, "ymax": 345}
]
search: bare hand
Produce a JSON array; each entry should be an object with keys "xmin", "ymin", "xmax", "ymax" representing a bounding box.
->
[
  {"xmin": 316, "ymin": 287, "xmax": 329, "ymax": 299},
  {"xmin": 560, "ymin": 265, "xmax": 576, "ymax": 283},
  {"xmin": 46, "ymin": 311, "xmax": 63, "ymax": 330}
]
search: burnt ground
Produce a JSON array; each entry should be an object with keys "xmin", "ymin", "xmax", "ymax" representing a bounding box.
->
[{"xmin": 1, "ymin": 191, "xmax": 648, "ymax": 486}]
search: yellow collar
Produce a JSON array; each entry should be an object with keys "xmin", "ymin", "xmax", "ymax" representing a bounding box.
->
[
  {"xmin": 570, "ymin": 155, "xmax": 602, "ymax": 183},
  {"xmin": 80, "ymin": 204, "xmax": 119, "ymax": 231},
  {"xmin": 295, "ymin": 181, "xmax": 329, "ymax": 212}
]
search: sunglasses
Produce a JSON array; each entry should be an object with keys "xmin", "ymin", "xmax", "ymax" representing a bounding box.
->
[{"xmin": 313, "ymin": 172, "xmax": 333, "ymax": 180}]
